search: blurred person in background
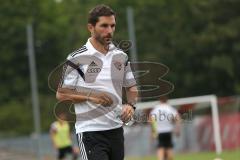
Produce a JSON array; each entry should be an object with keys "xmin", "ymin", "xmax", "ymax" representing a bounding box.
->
[
  {"xmin": 150, "ymin": 96, "xmax": 181, "ymax": 160},
  {"xmin": 56, "ymin": 4, "xmax": 138, "ymax": 160},
  {"xmin": 50, "ymin": 112, "xmax": 79, "ymax": 160}
]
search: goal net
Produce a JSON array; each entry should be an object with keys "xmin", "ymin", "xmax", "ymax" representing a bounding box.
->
[{"xmin": 124, "ymin": 95, "xmax": 225, "ymax": 157}]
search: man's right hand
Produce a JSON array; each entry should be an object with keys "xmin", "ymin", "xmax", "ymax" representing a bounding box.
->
[{"xmin": 88, "ymin": 92, "xmax": 113, "ymax": 107}]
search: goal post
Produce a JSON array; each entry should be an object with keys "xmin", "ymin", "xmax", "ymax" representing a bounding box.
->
[{"xmin": 135, "ymin": 95, "xmax": 222, "ymax": 155}]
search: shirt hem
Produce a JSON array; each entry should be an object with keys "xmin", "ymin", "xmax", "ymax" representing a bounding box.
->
[{"xmin": 75, "ymin": 124, "xmax": 123, "ymax": 134}]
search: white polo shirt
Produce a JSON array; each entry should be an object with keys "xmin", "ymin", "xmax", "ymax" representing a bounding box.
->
[
  {"xmin": 61, "ymin": 39, "xmax": 136, "ymax": 133},
  {"xmin": 150, "ymin": 103, "xmax": 178, "ymax": 133}
]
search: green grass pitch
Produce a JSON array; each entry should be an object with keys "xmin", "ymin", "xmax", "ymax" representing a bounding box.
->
[{"xmin": 126, "ymin": 149, "xmax": 240, "ymax": 160}]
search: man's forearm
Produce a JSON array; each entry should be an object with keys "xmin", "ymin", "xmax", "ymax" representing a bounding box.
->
[
  {"xmin": 56, "ymin": 88, "xmax": 89, "ymax": 103},
  {"xmin": 126, "ymin": 86, "xmax": 138, "ymax": 104},
  {"xmin": 50, "ymin": 132, "xmax": 57, "ymax": 149}
]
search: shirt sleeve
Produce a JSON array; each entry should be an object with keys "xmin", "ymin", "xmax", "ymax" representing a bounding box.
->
[
  {"xmin": 123, "ymin": 60, "xmax": 137, "ymax": 87},
  {"xmin": 170, "ymin": 106, "xmax": 178, "ymax": 117},
  {"xmin": 150, "ymin": 109, "xmax": 154, "ymax": 116},
  {"xmin": 50, "ymin": 122, "xmax": 57, "ymax": 132},
  {"xmin": 59, "ymin": 56, "xmax": 83, "ymax": 90}
]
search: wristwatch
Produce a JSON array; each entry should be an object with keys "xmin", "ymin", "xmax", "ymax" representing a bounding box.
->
[{"xmin": 127, "ymin": 102, "xmax": 136, "ymax": 111}]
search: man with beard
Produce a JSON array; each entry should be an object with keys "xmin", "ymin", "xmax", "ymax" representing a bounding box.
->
[{"xmin": 56, "ymin": 4, "xmax": 138, "ymax": 160}]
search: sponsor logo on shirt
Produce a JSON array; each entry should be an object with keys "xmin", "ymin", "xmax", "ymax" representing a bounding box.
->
[
  {"xmin": 87, "ymin": 68, "xmax": 101, "ymax": 73},
  {"xmin": 87, "ymin": 61, "xmax": 101, "ymax": 73}
]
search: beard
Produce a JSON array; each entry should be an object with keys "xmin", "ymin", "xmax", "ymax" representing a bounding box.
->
[{"xmin": 94, "ymin": 32, "xmax": 112, "ymax": 46}]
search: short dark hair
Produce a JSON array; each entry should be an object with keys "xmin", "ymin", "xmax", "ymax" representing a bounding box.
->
[
  {"xmin": 159, "ymin": 96, "xmax": 168, "ymax": 103},
  {"xmin": 88, "ymin": 4, "xmax": 116, "ymax": 26}
]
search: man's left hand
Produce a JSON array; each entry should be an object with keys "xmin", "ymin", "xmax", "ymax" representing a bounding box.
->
[{"xmin": 121, "ymin": 104, "xmax": 134, "ymax": 123}]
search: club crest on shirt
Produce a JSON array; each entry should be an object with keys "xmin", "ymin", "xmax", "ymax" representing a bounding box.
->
[{"xmin": 113, "ymin": 61, "xmax": 123, "ymax": 70}]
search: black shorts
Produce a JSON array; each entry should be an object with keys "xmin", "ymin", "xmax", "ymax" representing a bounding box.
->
[
  {"xmin": 158, "ymin": 132, "xmax": 173, "ymax": 148},
  {"xmin": 58, "ymin": 146, "xmax": 73, "ymax": 159},
  {"xmin": 77, "ymin": 127, "xmax": 124, "ymax": 160}
]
